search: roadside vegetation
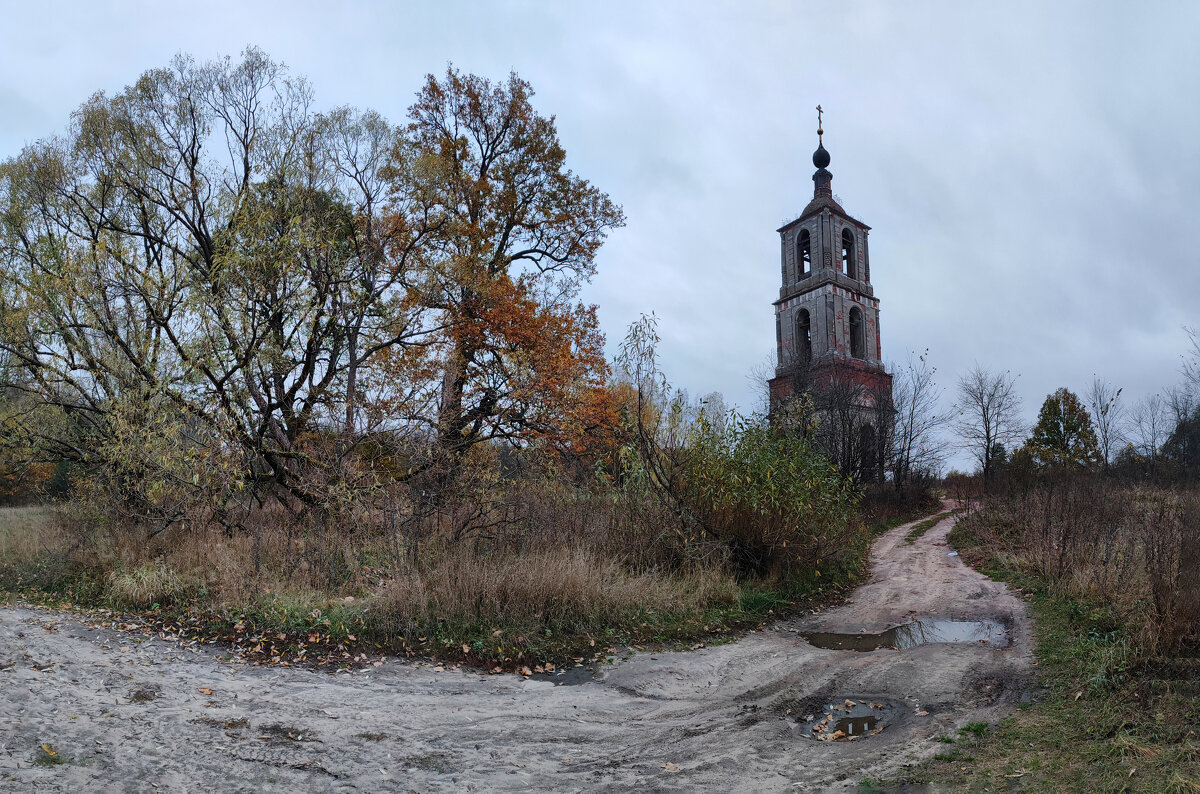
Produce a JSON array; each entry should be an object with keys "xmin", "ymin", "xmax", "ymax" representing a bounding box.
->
[
  {"xmin": 0, "ymin": 50, "xmax": 939, "ymax": 670},
  {"xmin": 895, "ymin": 355, "xmax": 1200, "ymax": 792}
]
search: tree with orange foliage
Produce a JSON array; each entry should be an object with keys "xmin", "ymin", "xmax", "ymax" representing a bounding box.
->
[{"xmin": 401, "ymin": 68, "xmax": 625, "ymax": 476}]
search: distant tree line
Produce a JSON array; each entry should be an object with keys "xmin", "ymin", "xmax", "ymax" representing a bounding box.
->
[{"xmin": 951, "ymin": 327, "xmax": 1200, "ymax": 487}]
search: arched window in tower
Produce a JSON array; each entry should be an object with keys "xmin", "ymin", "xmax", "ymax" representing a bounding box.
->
[
  {"xmin": 796, "ymin": 309, "xmax": 811, "ymax": 363},
  {"xmin": 849, "ymin": 306, "xmax": 865, "ymax": 359},
  {"xmin": 796, "ymin": 229, "xmax": 811, "ymax": 278},
  {"xmin": 841, "ymin": 228, "xmax": 856, "ymax": 279}
]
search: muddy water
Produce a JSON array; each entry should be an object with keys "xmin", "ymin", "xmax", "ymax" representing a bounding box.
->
[
  {"xmin": 528, "ymin": 664, "xmax": 601, "ymax": 686},
  {"xmin": 801, "ymin": 618, "xmax": 1008, "ymax": 651},
  {"xmin": 801, "ymin": 699, "xmax": 899, "ymax": 741}
]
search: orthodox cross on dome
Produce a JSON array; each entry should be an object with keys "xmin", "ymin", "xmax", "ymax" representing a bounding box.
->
[{"xmin": 816, "ymin": 104, "xmax": 823, "ymax": 141}]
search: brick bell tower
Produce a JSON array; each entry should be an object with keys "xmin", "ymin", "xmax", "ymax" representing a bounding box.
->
[{"xmin": 768, "ymin": 109, "xmax": 892, "ymax": 413}]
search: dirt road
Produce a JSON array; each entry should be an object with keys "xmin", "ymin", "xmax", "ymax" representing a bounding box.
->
[{"xmin": 0, "ymin": 510, "xmax": 1034, "ymax": 792}]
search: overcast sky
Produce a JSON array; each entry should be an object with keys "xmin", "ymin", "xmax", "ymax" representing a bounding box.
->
[{"xmin": 2, "ymin": 1, "xmax": 1197, "ymax": 470}]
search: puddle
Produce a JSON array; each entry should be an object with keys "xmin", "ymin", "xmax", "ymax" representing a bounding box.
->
[
  {"xmin": 529, "ymin": 665, "xmax": 600, "ymax": 686},
  {"xmin": 801, "ymin": 618, "xmax": 1008, "ymax": 651},
  {"xmin": 800, "ymin": 698, "xmax": 897, "ymax": 741}
]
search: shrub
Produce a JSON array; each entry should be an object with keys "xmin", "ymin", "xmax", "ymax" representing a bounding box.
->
[{"xmin": 682, "ymin": 412, "xmax": 864, "ymax": 579}]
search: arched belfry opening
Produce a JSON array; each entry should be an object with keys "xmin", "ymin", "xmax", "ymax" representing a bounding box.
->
[
  {"xmin": 796, "ymin": 229, "xmax": 811, "ymax": 278},
  {"xmin": 841, "ymin": 228, "xmax": 856, "ymax": 279},
  {"xmin": 796, "ymin": 308, "xmax": 811, "ymax": 364},
  {"xmin": 849, "ymin": 306, "xmax": 865, "ymax": 359},
  {"xmin": 767, "ymin": 106, "xmax": 893, "ymax": 483}
]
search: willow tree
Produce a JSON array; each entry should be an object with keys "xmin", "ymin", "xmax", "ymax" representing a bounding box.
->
[
  {"xmin": 0, "ymin": 49, "xmax": 437, "ymax": 526},
  {"xmin": 0, "ymin": 50, "xmax": 625, "ymax": 530}
]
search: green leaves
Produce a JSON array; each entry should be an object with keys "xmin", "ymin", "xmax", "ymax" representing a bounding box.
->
[{"xmin": 1024, "ymin": 388, "xmax": 1102, "ymax": 470}]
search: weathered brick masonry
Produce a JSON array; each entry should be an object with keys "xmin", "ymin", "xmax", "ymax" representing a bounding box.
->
[{"xmin": 768, "ymin": 121, "xmax": 893, "ymax": 410}]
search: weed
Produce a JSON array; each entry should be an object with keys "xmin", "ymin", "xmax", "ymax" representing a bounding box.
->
[
  {"xmin": 960, "ymin": 721, "xmax": 989, "ymax": 737},
  {"xmin": 33, "ymin": 743, "xmax": 65, "ymax": 766},
  {"xmin": 126, "ymin": 686, "xmax": 159, "ymax": 704}
]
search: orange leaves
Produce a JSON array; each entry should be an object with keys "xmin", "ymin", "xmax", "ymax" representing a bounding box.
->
[{"xmin": 392, "ymin": 66, "xmax": 624, "ymax": 465}]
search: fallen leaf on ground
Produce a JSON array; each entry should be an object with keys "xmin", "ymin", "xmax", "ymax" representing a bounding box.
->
[
  {"xmin": 662, "ymin": 762, "xmax": 679, "ymax": 772},
  {"xmin": 197, "ymin": 688, "xmax": 213, "ymax": 695},
  {"xmin": 40, "ymin": 744, "xmax": 56, "ymax": 756}
]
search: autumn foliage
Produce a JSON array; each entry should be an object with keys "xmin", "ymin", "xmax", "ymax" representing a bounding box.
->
[{"xmin": 0, "ymin": 52, "xmax": 623, "ymax": 527}]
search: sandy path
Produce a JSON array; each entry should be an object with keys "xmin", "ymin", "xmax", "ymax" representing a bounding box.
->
[{"xmin": 0, "ymin": 509, "xmax": 1033, "ymax": 792}]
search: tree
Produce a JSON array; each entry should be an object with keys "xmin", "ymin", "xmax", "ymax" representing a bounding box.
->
[
  {"xmin": 890, "ymin": 350, "xmax": 949, "ymax": 485},
  {"xmin": 1184, "ymin": 326, "xmax": 1199, "ymax": 397},
  {"xmin": 1129, "ymin": 393, "xmax": 1170, "ymax": 460},
  {"xmin": 402, "ymin": 67, "xmax": 625, "ymax": 481},
  {"xmin": 0, "ymin": 50, "xmax": 448, "ymax": 526},
  {"xmin": 1162, "ymin": 408, "xmax": 1200, "ymax": 476},
  {"xmin": 0, "ymin": 51, "xmax": 623, "ymax": 532},
  {"xmin": 1023, "ymin": 387, "xmax": 1102, "ymax": 469},
  {"xmin": 952, "ymin": 365, "xmax": 1024, "ymax": 486},
  {"xmin": 1086, "ymin": 376, "xmax": 1125, "ymax": 470}
]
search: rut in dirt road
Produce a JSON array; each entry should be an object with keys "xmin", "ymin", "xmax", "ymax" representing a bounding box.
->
[{"xmin": 0, "ymin": 509, "xmax": 1035, "ymax": 792}]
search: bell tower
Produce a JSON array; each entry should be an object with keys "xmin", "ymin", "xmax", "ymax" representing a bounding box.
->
[{"xmin": 768, "ymin": 110, "xmax": 892, "ymax": 478}]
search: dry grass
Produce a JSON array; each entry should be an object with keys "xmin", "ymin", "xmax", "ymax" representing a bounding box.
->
[
  {"xmin": 954, "ymin": 478, "xmax": 1200, "ymax": 656},
  {"xmin": 0, "ymin": 506, "xmax": 59, "ymax": 563},
  {"xmin": 374, "ymin": 544, "xmax": 737, "ymax": 636},
  {"xmin": 0, "ymin": 466, "xmax": 880, "ymax": 665},
  {"xmin": 0, "ymin": 484, "xmax": 750, "ymax": 656},
  {"xmin": 106, "ymin": 561, "xmax": 185, "ymax": 608}
]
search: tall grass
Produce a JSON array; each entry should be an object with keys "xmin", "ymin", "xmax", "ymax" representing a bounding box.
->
[
  {"xmin": 952, "ymin": 476, "xmax": 1199, "ymax": 656},
  {"xmin": 0, "ymin": 506, "xmax": 58, "ymax": 562},
  {"xmin": 0, "ymin": 473, "xmax": 869, "ymax": 662}
]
